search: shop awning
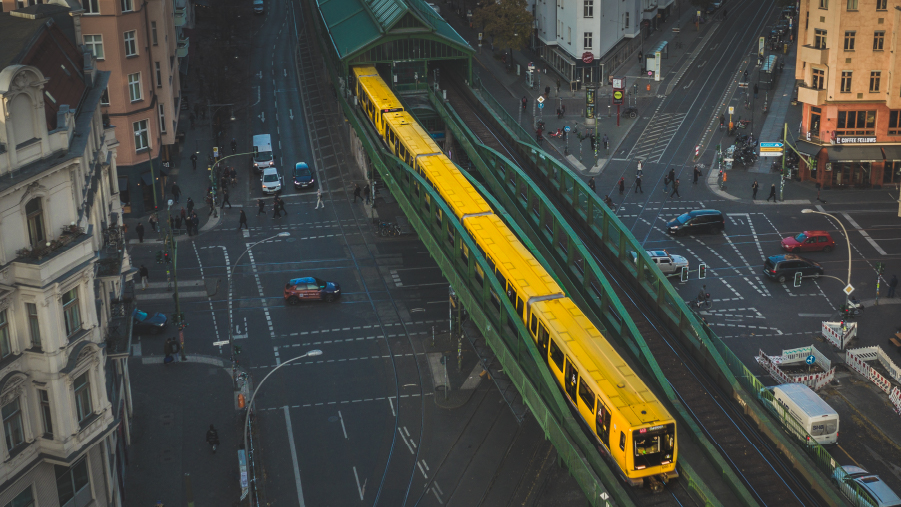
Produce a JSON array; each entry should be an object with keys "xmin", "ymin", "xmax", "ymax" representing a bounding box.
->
[
  {"xmin": 882, "ymin": 145, "xmax": 901, "ymax": 161},
  {"xmin": 826, "ymin": 145, "xmax": 884, "ymax": 163},
  {"xmin": 795, "ymin": 140, "xmax": 822, "ymax": 156}
]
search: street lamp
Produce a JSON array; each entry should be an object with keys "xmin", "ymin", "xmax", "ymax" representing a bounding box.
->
[
  {"xmin": 801, "ymin": 209, "xmax": 852, "ymax": 306},
  {"xmin": 243, "ymin": 348, "xmax": 322, "ymax": 505},
  {"xmin": 228, "ymin": 232, "xmax": 291, "ymax": 387}
]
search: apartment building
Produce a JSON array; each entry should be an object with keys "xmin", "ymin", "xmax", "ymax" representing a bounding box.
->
[
  {"xmin": 0, "ymin": 10, "xmax": 135, "ymax": 507},
  {"xmin": 795, "ymin": 0, "xmax": 901, "ymax": 188},
  {"xmin": 534, "ymin": 0, "xmax": 674, "ymax": 86}
]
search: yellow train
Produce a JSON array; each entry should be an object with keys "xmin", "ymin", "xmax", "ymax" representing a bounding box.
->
[{"xmin": 350, "ymin": 65, "xmax": 678, "ymax": 490}]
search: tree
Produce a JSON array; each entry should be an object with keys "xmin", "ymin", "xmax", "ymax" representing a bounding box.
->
[{"xmin": 473, "ymin": 0, "xmax": 533, "ymax": 53}]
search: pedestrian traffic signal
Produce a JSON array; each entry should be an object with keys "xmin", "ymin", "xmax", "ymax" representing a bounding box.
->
[
  {"xmin": 163, "ymin": 252, "xmax": 171, "ymax": 264},
  {"xmin": 699, "ymin": 263, "xmax": 707, "ymax": 279},
  {"xmin": 680, "ymin": 266, "xmax": 688, "ymax": 282},
  {"xmin": 794, "ymin": 271, "xmax": 802, "ymax": 287}
]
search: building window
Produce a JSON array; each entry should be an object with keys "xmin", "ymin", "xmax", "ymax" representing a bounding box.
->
[
  {"xmin": 837, "ymin": 110, "xmax": 876, "ymax": 135},
  {"xmin": 83, "ymin": 35, "xmax": 103, "ymax": 60},
  {"xmin": 25, "ymin": 198, "xmax": 44, "ymax": 248},
  {"xmin": 583, "ymin": 32, "xmax": 592, "ymax": 50},
  {"xmin": 890, "ymin": 111, "xmax": 901, "ymax": 135},
  {"xmin": 55, "ymin": 457, "xmax": 90, "ymax": 506},
  {"xmin": 583, "ymin": 0, "xmax": 592, "ymax": 17},
  {"xmin": 151, "ymin": 21, "xmax": 158, "ymax": 45},
  {"xmin": 874, "ymin": 31, "xmax": 885, "ymax": 50},
  {"xmin": 62, "ymin": 288, "xmax": 81, "ymax": 337},
  {"xmin": 158, "ymin": 105, "xmax": 167, "ymax": 133},
  {"xmin": 100, "ymin": 89, "xmax": 109, "ymax": 106},
  {"xmin": 846, "ymin": 0, "xmax": 857, "ymax": 9},
  {"xmin": 124, "ymin": 30, "xmax": 137, "ymax": 57},
  {"xmin": 133, "ymin": 120, "xmax": 149, "ymax": 151},
  {"xmin": 812, "ymin": 68, "xmax": 825, "ymax": 89},
  {"xmin": 625, "ymin": 12, "xmax": 629, "ymax": 28},
  {"xmin": 2, "ymin": 398, "xmax": 24, "ymax": 451},
  {"xmin": 120, "ymin": 0, "xmax": 132, "ymax": 12},
  {"xmin": 0, "ymin": 310, "xmax": 10, "ymax": 360},
  {"xmin": 155, "ymin": 62, "xmax": 162, "ymax": 87},
  {"xmin": 876, "ymin": 0, "xmax": 886, "ymax": 9},
  {"xmin": 4, "ymin": 487, "xmax": 34, "ymax": 507},
  {"xmin": 840, "ymin": 71, "xmax": 852, "ymax": 93},
  {"xmin": 127, "ymin": 73, "xmax": 142, "ymax": 102},
  {"xmin": 73, "ymin": 373, "xmax": 92, "ymax": 424},
  {"xmin": 843, "ymin": 31, "xmax": 855, "ymax": 50},
  {"xmin": 82, "ymin": 0, "xmax": 98, "ymax": 14},
  {"xmin": 819, "ymin": 0, "xmax": 827, "ymax": 8},
  {"xmin": 568, "ymin": 26, "xmax": 571, "ymax": 45},
  {"xmin": 814, "ymin": 29, "xmax": 828, "ymax": 49},
  {"xmin": 39, "ymin": 390, "xmax": 52, "ymax": 438},
  {"xmin": 26, "ymin": 303, "xmax": 40, "ymax": 350},
  {"xmin": 870, "ymin": 71, "xmax": 881, "ymax": 92}
]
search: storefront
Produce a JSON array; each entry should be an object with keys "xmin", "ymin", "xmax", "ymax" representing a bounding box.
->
[{"xmin": 795, "ymin": 140, "xmax": 891, "ymax": 189}]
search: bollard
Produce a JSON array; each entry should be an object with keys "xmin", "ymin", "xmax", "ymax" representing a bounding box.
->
[{"xmin": 695, "ymin": 145, "xmax": 700, "ymax": 158}]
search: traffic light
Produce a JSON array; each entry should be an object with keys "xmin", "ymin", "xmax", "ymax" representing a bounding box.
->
[
  {"xmin": 699, "ymin": 263, "xmax": 707, "ymax": 279},
  {"xmin": 163, "ymin": 252, "xmax": 171, "ymax": 264},
  {"xmin": 794, "ymin": 271, "xmax": 802, "ymax": 287},
  {"xmin": 680, "ymin": 266, "xmax": 688, "ymax": 282}
]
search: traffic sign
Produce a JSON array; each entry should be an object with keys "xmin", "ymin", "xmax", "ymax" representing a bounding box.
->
[
  {"xmin": 728, "ymin": 106, "xmax": 734, "ymax": 115},
  {"xmin": 538, "ymin": 102, "xmax": 544, "ymax": 109},
  {"xmin": 759, "ymin": 151, "xmax": 784, "ymax": 157},
  {"xmin": 536, "ymin": 96, "xmax": 545, "ymax": 104},
  {"xmin": 613, "ymin": 90, "xmax": 624, "ymax": 104},
  {"xmin": 564, "ymin": 126, "xmax": 571, "ymax": 132},
  {"xmin": 844, "ymin": 284, "xmax": 855, "ymax": 295},
  {"xmin": 806, "ymin": 355, "xmax": 816, "ymax": 365},
  {"xmin": 760, "ymin": 142, "xmax": 784, "ymax": 148}
]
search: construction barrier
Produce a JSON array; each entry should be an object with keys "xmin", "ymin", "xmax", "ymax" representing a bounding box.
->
[
  {"xmin": 890, "ymin": 387, "xmax": 901, "ymax": 416},
  {"xmin": 821, "ymin": 321, "xmax": 856, "ymax": 350},
  {"xmin": 756, "ymin": 346, "xmax": 836, "ymax": 391},
  {"xmin": 845, "ymin": 346, "xmax": 901, "ymax": 416}
]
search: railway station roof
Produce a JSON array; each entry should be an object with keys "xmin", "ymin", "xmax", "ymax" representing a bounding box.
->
[{"xmin": 316, "ymin": 0, "xmax": 472, "ymax": 61}]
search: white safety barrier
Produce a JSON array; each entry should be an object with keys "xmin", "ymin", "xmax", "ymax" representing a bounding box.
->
[
  {"xmin": 756, "ymin": 345, "xmax": 835, "ymax": 391},
  {"xmin": 845, "ymin": 346, "xmax": 901, "ymax": 416},
  {"xmin": 821, "ymin": 321, "xmax": 857, "ymax": 350}
]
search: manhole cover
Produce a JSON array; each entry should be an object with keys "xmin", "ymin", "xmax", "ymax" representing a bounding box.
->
[{"xmin": 328, "ymin": 416, "xmax": 339, "ymax": 422}]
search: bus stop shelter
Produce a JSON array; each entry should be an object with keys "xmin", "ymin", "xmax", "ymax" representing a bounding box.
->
[
  {"xmin": 759, "ymin": 55, "xmax": 780, "ymax": 90},
  {"xmin": 643, "ymin": 41, "xmax": 668, "ymax": 81}
]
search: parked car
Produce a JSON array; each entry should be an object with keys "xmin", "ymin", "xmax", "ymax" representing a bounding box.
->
[
  {"xmin": 763, "ymin": 254, "xmax": 823, "ymax": 283},
  {"xmin": 666, "ymin": 209, "xmax": 725, "ymax": 235},
  {"xmin": 630, "ymin": 250, "xmax": 689, "ymax": 277},
  {"xmin": 261, "ymin": 167, "xmax": 283, "ymax": 194},
  {"xmin": 132, "ymin": 308, "xmax": 167, "ymax": 334},
  {"xmin": 834, "ymin": 466, "xmax": 901, "ymax": 507},
  {"xmin": 284, "ymin": 277, "xmax": 341, "ymax": 304},
  {"xmin": 781, "ymin": 230, "xmax": 835, "ymax": 253},
  {"xmin": 293, "ymin": 162, "xmax": 315, "ymax": 190}
]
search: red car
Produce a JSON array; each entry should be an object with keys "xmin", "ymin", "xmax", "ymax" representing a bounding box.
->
[
  {"xmin": 284, "ymin": 277, "xmax": 341, "ymax": 304},
  {"xmin": 781, "ymin": 231, "xmax": 835, "ymax": 253}
]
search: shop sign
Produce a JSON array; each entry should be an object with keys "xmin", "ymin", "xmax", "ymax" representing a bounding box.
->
[
  {"xmin": 836, "ymin": 136, "xmax": 876, "ymax": 144},
  {"xmin": 582, "ymin": 52, "xmax": 594, "ymax": 64}
]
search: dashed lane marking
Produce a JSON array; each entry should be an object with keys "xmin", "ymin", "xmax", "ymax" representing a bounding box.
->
[{"xmin": 260, "ymin": 393, "xmax": 433, "ymax": 410}]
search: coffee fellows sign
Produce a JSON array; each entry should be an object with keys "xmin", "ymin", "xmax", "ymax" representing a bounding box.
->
[{"xmin": 835, "ymin": 136, "xmax": 876, "ymax": 144}]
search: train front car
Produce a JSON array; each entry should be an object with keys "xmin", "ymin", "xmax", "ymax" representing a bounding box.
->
[
  {"xmin": 351, "ymin": 66, "xmax": 404, "ymax": 138},
  {"xmin": 527, "ymin": 298, "xmax": 678, "ymax": 491}
]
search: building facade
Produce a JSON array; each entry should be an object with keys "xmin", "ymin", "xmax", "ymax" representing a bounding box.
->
[
  {"xmin": 795, "ymin": 0, "xmax": 901, "ymax": 188},
  {"xmin": 0, "ymin": 11, "xmax": 134, "ymax": 507}
]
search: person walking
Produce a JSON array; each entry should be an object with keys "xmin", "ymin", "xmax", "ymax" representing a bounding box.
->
[
  {"xmin": 663, "ymin": 172, "xmax": 671, "ymax": 192},
  {"xmin": 353, "ymin": 184, "xmax": 362, "ymax": 203},
  {"xmin": 135, "ymin": 222, "xmax": 145, "ymax": 243},
  {"xmin": 171, "ymin": 183, "xmax": 181, "ymax": 203},
  {"xmin": 221, "ymin": 190, "xmax": 231, "ymax": 209},
  {"xmin": 229, "ymin": 167, "xmax": 237, "ymax": 187},
  {"xmin": 164, "ymin": 338, "xmax": 173, "ymax": 360},
  {"xmin": 587, "ymin": 177, "xmax": 596, "ymax": 193},
  {"xmin": 149, "ymin": 213, "xmax": 158, "ymax": 232},
  {"xmin": 670, "ymin": 178, "xmax": 681, "ymax": 198},
  {"xmin": 766, "ymin": 183, "xmax": 777, "ymax": 202},
  {"xmin": 192, "ymin": 213, "xmax": 200, "ymax": 235},
  {"xmin": 363, "ymin": 184, "xmax": 371, "ymax": 205},
  {"xmin": 315, "ymin": 187, "xmax": 325, "ymax": 209},
  {"xmin": 752, "ymin": 180, "xmax": 759, "ymax": 199},
  {"xmin": 521, "ymin": 96, "xmax": 527, "ymax": 111},
  {"xmin": 668, "ymin": 167, "xmax": 676, "ymax": 184},
  {"xmin": 139, "ymin": 264, "xmax": 149, "ymax": 290},
  {"xmin": 278, "ymin": 196, "xmax": 288, "ymax": 215},
  {"xmin": 602, "ymin": 134, "xmax": 609, "ymax": 151},
  {"xmin": 239, "ymin": 210, "xmax": 248, "ymax": 230},
  {"xmin": 186, "ymin": 197, "xmax": 195, "ymax": 214},
  {"xmin": 257, "ymin": 198, "xmax": 266, "ymax": 215},
  {"xmin": 190, "ymin": 153, "xmax": 198, "ymax": 171},
  {"xmin": 618, "ymin": 177, "xmax": 625, "ymax": 195},
  {"xmin": 272, "ymin": 197, "xmax": 282, "ymax": 218},
  {"xmin": 888, "ymin": 274, "xmax": 898, "ymax": 298},
  {"xmin": 693, "ymin": 166, "xmax": 702, "ymax": 184},
  {"xmin": 753, "ymin": 83, "xmax": 759, "ymax": 99},
  {"xmin": 635, "ymin": 174, "xmax": 643, "ymax": 193}
]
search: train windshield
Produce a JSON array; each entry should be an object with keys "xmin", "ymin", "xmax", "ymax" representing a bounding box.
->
[{"xmin": 632, "ymin": 424, "xmax": 675, "ymax": 470}]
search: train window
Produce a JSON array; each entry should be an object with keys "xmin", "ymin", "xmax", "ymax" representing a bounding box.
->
[
  {"xmin": 548, "ymin": 339, "xmax": 564, "ymax": 371},
  {"xmin": 446, "ymin": 220, "xmax": 454, "ymax": 245},
  {"xmin": 619, "ymin": 432, "xmax": 626, "ymax": 451},
  {"xmin": 563, "ymin": 358, "xmax": 578, "ymax": 401},
  {"xmin": 537, "ymin": 324, "xmax": 550, "ymax": 357},
  {"xmin": 596, "ymin": 400, "xmax": 611, "ymax": 444},
  {"xmin": 461, "ymin": 242, "xmax": 469, "ymax": 263},
  {"xmin": 529, "ymin": 314, "xmax": 538, "ymax": 335},
  {"xmin": 506, "ymin": 286, "xmax": 517, "ymax": 305},
  {"xmin": 475, "ymin": 263, "xmax": 484, "ymax": 286},
  {"xmin": 489, "ymin": 290, "xmax": 501, "ymax": 311},
  {"xmin": 486, "ymin": 255, "xmax": 496, "ymax": 272},
  {"xmin": 496, "ymin": 271, "xmax": 507, "ymax": 291},
  {"xmin": 423, "ymin": 193, "xmax": 430, "ymax": 212},
  {"xmin": 516, "ymin": 297, "xmax": 524, "ymax": 317},
  {"xmin": 413, "ymin": 181, "xmax": 420, "ymax": 197},
  {"xmin": 578, "ymin": 379, "xmax": 595, "ymax": 412},
  {"xmin": 435, "ymin": 207, "xmax": 442, "ymax": 227}
]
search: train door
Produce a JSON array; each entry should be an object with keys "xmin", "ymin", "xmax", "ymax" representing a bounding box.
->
[
  {"xmin": 529, "ymin": 315, "xmax": 550, "ymax": 363},
  {"xmin": 595, "ymin": 399, "xmax": 611, "ymax": 447},
  {"xmin": 563, "ymin": 357, "xmax": 578, "ymax": 401}
]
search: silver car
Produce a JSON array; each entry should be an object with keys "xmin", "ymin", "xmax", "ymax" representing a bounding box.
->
[
  {"xmin": 261, "ymin": 167, "xmax": 282, "ymax": 194},
  {"xmin": 834, "ymin": 466, "xmax": 901, "ymax": 507}
]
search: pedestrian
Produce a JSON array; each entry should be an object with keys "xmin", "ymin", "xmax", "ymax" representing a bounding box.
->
[
  {"xmin": 205, "ymin": 194, "xmax": 215, "ymax": 216},
  {"xmin": 149, "ymin": 213, "xmax": 158, "ymax": 232},
  {"xmin": 522, "ymin": 96, "xmax": 527, "ymax": 110},
  {"xmin": 180, "ymin": 207, "xmax": 186, "ymax": 223},
  {"xmin": 272, "ymin": 197, "xmax": 282, "ymax": 218},
  {"xmin": 671, "ymin": 178, "xmax": 681, "ymax": 198},
  {"xmin": 139, "ymin": 264, "xmax": 149, "ymax": 289},
  {"xmin": 556, "ymin": 77, "xmax": 561, "ymax": 95},
  {"xmin": 191, "ymin": 153, "xmax": 197, "ymax": 171},
  {"xmin": 231, "ymin": 138, "xmax": 237, "ymax": 154},
  {"xmin": 544, "ymin": 85, "xmax": 550, "ymax": 99},
  {"xmin": 353, "ymin": 183, "xmax": 362, "ymax": 203},
  {"xmin": 239, "ymin": 210, "xmax": 248, "ymax": 230},
  {"xmin": 618, "ymin": 177, "xmax": 625, "ymax": 195},
  {"xmin": 603, "ymin": 133, "xmax": 609, "ymax": 151},
  {"xmin": 888, "ymin": 275, "xmax": 898, "ymax": 298},
  {"xmin": 278, "ymin": 196, "xmax": 288, "ymax": 215},
  {"xmin": 192, "ymin": 213, "xmax": 199, "ymax": 235},
  {"xmin": 135, "ymin": 222, "xmax": 145, "ymax": 243},
  {"xmin": 229, "ymin": 167, "xmax": 237, "ymax": 187},
  {"xmin": 171, "ymin": 183, "xmax": 181, "ymax": 203},
  {"xmin": 693, "ymin": 166, "xmax": 702, "ymax": 184},
  {"xmin": 587, "ymin": 177, "xmax": 596, "ymax": 192},
  {"xmin": 315, "ymin": 187, "xmax": 325, "ymax": 209},
  {"xmin": 752, "ymin": 180, "xmax": 759, "ymax": 199},
  {"xmin": 170, "ymin": 216, "xmax": 176, "ymax": 231},
  {"xmin": 638, "ymin": 50, "xmax": 643, "ymax": 64},
  {"xmin": 363, "ymin": 184, "xmax": 371, "ymax": 204},
  {"xmin": 766, "ymin": 183, "xmax": 777, "ymax": 202},
  {"xmin": 221, "ymin": 190, "xmax": 231, "ymax": 209},
  {"xmin": 753, "ymin": 83, "xmax": 759, "ymax": 99},
  {"xmin": 174, "ymin": 215, "xmax": 181, "ymax": 230},
  {"xmin": 635, "ymin": 174, "xmax": 643, "ymax": 193},
  {"xmin": 187, "ymin": 197, "xmax": 195, "ymax": 213},
  {"xmin": 668, "ymin": 167, "xmax": 676, "ymax": 184},
  {"xmin": 257, "ymin": 198, "xmax": 266, "ymax": 215}
]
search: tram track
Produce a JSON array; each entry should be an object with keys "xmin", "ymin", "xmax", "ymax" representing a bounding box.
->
[{"xmin": 437, "ymin": 70, "xmax": 825, "ymax": 505}]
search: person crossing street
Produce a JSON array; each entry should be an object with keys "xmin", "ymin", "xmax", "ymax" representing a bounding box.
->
[
  {"xmin": 221, "ymin": 190, "xmax": 231, "ymax": 209},
  {"xmin": 315, "ymin": 188, "xmax": 325, "ymax": 209},
  {"xmin": 752, "ymin": 180, "xmax": 759, "ymax": 199},
  {"xmin": 635, "ymin": 174, "xmax": 643, "ymax": 193},
  {"xmin": 670, "ymin": 178, "xmax": 681, "ymax": 198},
  {"xmin": 239, "ymin": 210, "xmax": 248, "ymax": 230},
  {"xmin": 766, "ymin": 183, "xmax": 777, "ymax": 202},
  {"xmin": 257, "ymin": 198, "xmax": 266, "ymax": 215},
  {"xmin": 139, "ymin": 264, "xmax": 149, "ymax": 290}
]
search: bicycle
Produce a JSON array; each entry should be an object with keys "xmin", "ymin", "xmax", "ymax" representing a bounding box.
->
[
  {"xmin": 689, "ymin": 286, "xmax": 713, "ymax": 310},
  {"xmin": 378, "ymin": 221, "xmax": 400, "ymax": 237}
]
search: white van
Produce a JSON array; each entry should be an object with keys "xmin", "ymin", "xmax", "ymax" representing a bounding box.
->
[
  {"xmin": 252, "ymin": 134, "xmax": 274, "ymax": 173},
  {"xmin": 772, "ymin": 383, "xmax": 839, "ymax": 444}
]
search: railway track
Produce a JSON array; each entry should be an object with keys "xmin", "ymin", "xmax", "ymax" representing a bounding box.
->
[{"xmin": 436, "ymin": 76, "xmax": 825, "ymax": 507}]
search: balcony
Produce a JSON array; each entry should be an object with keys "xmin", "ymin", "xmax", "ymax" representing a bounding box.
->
[
  {"xmin": 798, "ymin": 44, "xmax": 829, "ymax": 66},
  {"xmin": 174, "ymin": 7, "xmax": 186, "ymax": 27},
  {"xmin": 176, "ymin": 36, "xmax": 189, "ymax": 58},
  {"xmin": 797, "ymin": 85, "xmax": 828, "ymax": 106}
]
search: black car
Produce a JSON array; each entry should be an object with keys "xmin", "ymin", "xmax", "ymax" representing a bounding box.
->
[
  {"xmin": 667, "ymin": 210, "xmax": 725, "ymax": 235},
  {"xmin": 293, "ymin": 162, "xmax": 315, "ymax": 190},
  {"xmin": 763, "ymin": 254, "xmax": 824, "ymax": 283},
  {"xmin": 132, "ymin": 308, "xmax": 168, "ymax": 334}
]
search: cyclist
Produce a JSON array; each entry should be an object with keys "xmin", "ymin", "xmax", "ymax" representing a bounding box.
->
[{"xmin": 206, "ymin": 424, "xmax": 219, "ymax": 452}]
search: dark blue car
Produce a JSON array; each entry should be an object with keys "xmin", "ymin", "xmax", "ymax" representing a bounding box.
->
[
  {"xmin": 132, "ymin": 308, "xmax": 168, "ymax": 334},
  {"xmin": 293, "ymin": 162, "xmax": 315, "ymax": 190}
]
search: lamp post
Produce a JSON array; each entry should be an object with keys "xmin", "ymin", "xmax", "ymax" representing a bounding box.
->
[
  {"xmin": 228, "ymin": 232, "xmax": 290, "ymax": 387},
  {"xmin": 801, "ymin": 209, "xmax": 852, "ymax": 306},
  {"xmin": 243, "ymin": 349, "xmax": 322, "ymax": 505},
  {"xmin": 205, "ymin": 102, "xmax": 236, "ymax": 218}
]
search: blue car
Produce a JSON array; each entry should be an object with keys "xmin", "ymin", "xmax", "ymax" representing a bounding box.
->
[
  {"xmin": 293, "ymin": 162, "xmax": 315, "ymax": 190},
  {"xmin": 132, "ymin": 308, "xmax": 168, "ymax": 334}
]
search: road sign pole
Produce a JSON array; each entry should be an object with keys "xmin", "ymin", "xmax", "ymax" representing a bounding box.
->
[{"xmin": 780, "ymin": 123, "xmax": 787, "ymax": 201}]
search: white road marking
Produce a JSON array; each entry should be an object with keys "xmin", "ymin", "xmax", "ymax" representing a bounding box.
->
[
  {"xmin": 353, "ymin": 466, "xmax": 365, "ymax": 500},
  {"xmin": 388, "ymin": 396, "xmax": 395, "ymax": 416},
  {"xmin": 338, "ymin": 410, "xmax": 348, "ymax": 439},
  {"xmin": 417, "ymin": 459, "xmax": 428, "ymax": 478},
  {"xmin": 283, "ymin": 406, "xmax": 307, "ymax": 507},
  {"xmin": 398, "ymin": 427, "xmax": 415, "ymax": 454},
  {"xmin": 841, "ymin": 212, "xmax": 888, "ymax": 255}
]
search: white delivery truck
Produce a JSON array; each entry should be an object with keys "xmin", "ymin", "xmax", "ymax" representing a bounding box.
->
[
  {"xmin": 252, "ymin": 134, "xmax": 274, "ymax": 173},
  {"xmin": 772, "ymin": 383, "xmax": 839, "ymax": 444}
]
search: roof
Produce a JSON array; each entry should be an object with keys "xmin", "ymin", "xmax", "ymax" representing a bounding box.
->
[{"xmin": 773, "ymin": 383, "xmax": 837, "ymax": 418}]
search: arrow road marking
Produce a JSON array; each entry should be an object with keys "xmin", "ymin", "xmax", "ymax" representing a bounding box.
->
[
  {"xmin": 260, "ymin": 112, "xmax": 265, "ymax": 123},
  {"xmin": 683, "ymin": 80, "xmax": 694, "ymax": 89},
  {"xmin": 353, "ymin": 467, "xmax": 365, "ymax": 500},
  {"xmin": 289, "ymin": 109, "xmax": 294, "ymax": 121}
]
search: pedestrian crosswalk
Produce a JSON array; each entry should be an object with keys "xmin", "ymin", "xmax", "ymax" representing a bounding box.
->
[
  {"xmin": 135, "ymin": 279, "xmax": 210, "ymax": 301},
  {"xmin": 628, "ymin": 112, "xmax": 687, "ymax": 163}
]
